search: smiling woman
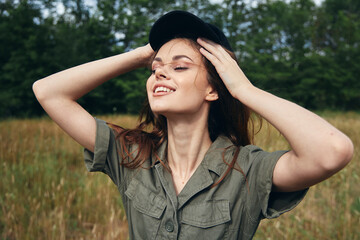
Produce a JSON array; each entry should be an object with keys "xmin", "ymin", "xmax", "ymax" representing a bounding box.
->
[
  {"xmin": 32, "ymin": 10, "xmax": 353, "ymax": 240},
  {"xmin": 147, "ymin": 39, "xmax": 214, "ymax": 117}
]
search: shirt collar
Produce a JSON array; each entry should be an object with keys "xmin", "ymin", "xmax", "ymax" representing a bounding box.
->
[
  {"xmin": 201, "ymin": 135, "xmax": 235, "ymax": 176},
  {"xmin": 153, "ymin": 135, "xmax": 235, "ymax": 176}
]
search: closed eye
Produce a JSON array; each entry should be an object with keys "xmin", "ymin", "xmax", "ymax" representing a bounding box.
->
[{"xmin": 174, "ymin": 67, "xmax": 188, "ymax": 71}]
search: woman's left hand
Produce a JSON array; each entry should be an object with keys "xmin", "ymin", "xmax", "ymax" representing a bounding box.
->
[{"xmin": 197, "ymin": 38, "xmax": 252, "ymax": 98}]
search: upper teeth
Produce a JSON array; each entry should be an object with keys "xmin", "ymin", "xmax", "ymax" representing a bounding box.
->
[{"xmin": 155, "ymin": 86, "xmax": 174, "ymax": 93}]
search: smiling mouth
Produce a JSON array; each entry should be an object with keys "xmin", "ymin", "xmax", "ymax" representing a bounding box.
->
[{"xmin": 154, "ymin": 86, "xmax": 175, "ymax": 93}]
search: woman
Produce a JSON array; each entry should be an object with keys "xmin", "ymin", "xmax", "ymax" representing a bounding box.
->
[{"xmin": 33, "ymin": 11, "xmax": 353, "ymax": 239}]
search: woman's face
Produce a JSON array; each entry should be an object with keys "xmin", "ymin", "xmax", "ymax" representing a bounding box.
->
[{"xmin": 146, "ymin": 38, "xmax": 217, "ymax": 117}]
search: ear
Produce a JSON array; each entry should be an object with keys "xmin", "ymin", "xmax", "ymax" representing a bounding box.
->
[{"xmin": 205, "ymin": 87, "xmax": 218, "ymax": 101}]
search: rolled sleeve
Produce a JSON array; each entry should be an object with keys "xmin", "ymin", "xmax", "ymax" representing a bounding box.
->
[
  {"xmin": 246, "ymin": 147, "xmax": 308, "ymax": 220},
  {"xmin": 83, "ymin": 118, "xmax": 124, "ymax": 187},
  {"xmin": 84, "ymin": 118, "xmax": 111, "ymax": 172},
  {"xmin": 258, "ymin": 150, "xmax": 308, "ymax": 219}
]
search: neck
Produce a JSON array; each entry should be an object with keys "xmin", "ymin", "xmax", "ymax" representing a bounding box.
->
[{"xmin": 166, "ymin": 111, "xmax": 212, "ymax": 180}]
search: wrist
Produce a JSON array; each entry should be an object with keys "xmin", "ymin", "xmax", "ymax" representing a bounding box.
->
[
  {"xmin": 232, "ymin": 82, "xmax": 255, "ymax": 101},
  {"xmin": 133, "ymin": 44, "xmax": 154, "ymax": 68}
]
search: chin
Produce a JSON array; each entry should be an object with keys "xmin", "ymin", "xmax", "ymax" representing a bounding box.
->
[
  {"xmin": 149, "ymin": 105, "xmax": 170, "ymax": 115},
  {"xmin": 149, "ymin": 100, "xmax": 175, "ymax": 113},
  {"xmin": 149, "ymin": 100, "xmax": 205, "ymax": 117}
]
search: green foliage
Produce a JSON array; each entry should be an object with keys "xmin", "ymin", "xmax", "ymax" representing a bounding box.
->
[{"xmin": 0, "ymin": 0, "xmax": 359, "ymax": 118}]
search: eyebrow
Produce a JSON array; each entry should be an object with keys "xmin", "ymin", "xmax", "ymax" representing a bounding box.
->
[{"xmin": 153, "ymin": 55, "xmax": 194, "ymax": 63}]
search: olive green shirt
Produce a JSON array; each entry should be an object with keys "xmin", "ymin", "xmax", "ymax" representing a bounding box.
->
[{"xmin": 84, "ymin": 118, "xmax": 307, "ymax": 240}]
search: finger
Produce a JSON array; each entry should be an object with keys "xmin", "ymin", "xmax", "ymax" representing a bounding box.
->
[
  {"xmin": 198, "ymin": 38, "xmax": 237, "ymax": 72},
  {"xmin": 197, "ymin": 38, "xmax": 229, "ymax": 60},
  {"xmin": 197, "ymin": 39, "xmax": 234, "ymax": 71},
  {"xmin": 199, "ymin": 47, "xmax": 222, "ymax": 67},
  {"xmin": 197, "ymin": 38, "xmax": 224, "ymax": 58}
]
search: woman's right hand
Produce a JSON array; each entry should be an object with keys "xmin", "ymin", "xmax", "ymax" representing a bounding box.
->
[{"xmin": 135, "ymin": 44, "xmax": 155, "ymax": 68}]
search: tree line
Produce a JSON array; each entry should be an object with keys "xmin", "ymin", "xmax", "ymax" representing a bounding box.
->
[{"xmin": 1, "ymin": 0, "xmax": 359, "ymax": 118}]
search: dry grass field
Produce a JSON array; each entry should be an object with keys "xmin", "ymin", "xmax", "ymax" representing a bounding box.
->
[{"xmin": 1, "ymin": 112, "xmax": 359, "ymax": 239}]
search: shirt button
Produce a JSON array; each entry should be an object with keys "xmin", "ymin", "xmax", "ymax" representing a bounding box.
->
[{"xmin": 165, "ymin": 220, "xmax": 174, "ymax": 232}]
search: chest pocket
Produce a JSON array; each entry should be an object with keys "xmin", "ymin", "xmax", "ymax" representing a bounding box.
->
[
  {"xmin": 181, "ymin": 200, "xmax": 231, "ymax": 228},
  {"xmin": 125, "ymin": 178, "xmax": 166, "ymax": 240},
  {"xmin": 125, "ymin": 178, "xmax": 166, "ymax": 218},
  {"xmin": 179, "ymin": 200, "xmax": 231, "ymax": 239}
]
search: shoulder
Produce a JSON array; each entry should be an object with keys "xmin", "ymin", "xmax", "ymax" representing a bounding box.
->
[{"xmin": 215, "ymin": 136, "xmax": 287, "ymax": 175}]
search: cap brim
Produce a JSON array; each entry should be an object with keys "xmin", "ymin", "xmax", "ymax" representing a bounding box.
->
[{"xmin": 149, "ymin": 11, "xmax": 221, "ymax": 51}]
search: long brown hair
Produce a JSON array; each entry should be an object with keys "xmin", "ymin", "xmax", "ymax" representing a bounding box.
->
[{"xmin": 109, "ymin": 38, "xmax": 258, "ymax": 187}]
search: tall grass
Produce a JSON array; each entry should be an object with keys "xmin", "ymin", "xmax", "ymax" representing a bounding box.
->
[{"xmin": 1, "ymin": 113, "xmax": 359, "ymax": 239}]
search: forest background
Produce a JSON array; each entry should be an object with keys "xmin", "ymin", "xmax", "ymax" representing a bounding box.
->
[{"xmin": 1, "ymin": 0, "xmax": 359, "ymax": 118}]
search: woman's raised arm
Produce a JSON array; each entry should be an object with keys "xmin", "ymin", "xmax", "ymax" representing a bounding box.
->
[
  {"xmin": 33, "ymin": 44, "xmax": 154, "ymax": 152},
  {"xmin": 198, "ymin": 38, "xmax": 353, "ymax": 192}
]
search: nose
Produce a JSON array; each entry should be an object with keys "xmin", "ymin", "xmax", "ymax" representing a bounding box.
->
[{"xmin": 155, "ymin": 66, "xmax": 169, "ymax": 80}]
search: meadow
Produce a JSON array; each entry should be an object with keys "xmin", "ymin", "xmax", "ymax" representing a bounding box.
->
[{"xmin": 1, "ymin": 112, "xmax": 359, "ymax": 239}]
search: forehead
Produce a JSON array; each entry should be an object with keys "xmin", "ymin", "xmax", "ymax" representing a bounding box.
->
[{"xmin": 155, "ymin": 39, "xmax": 202, "ymax": 62}]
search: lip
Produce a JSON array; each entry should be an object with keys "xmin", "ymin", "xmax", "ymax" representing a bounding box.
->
[{"xmin": 152, "ymin": 84, "xmax": 176, "ymax": 96}]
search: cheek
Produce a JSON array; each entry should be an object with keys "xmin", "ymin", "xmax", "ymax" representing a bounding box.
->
[
  {"xmin": 192, "ymin": 72, "xmax": 210, "ymax": 92},
  {"xmin": 146, "ymin": 76, "xmax": 153, "ymax": 93}
]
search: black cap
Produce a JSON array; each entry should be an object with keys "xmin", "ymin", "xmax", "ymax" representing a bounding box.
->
[{"xmin": 149, "ymin": 10, "xmax": 233, "ymax": 52}]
